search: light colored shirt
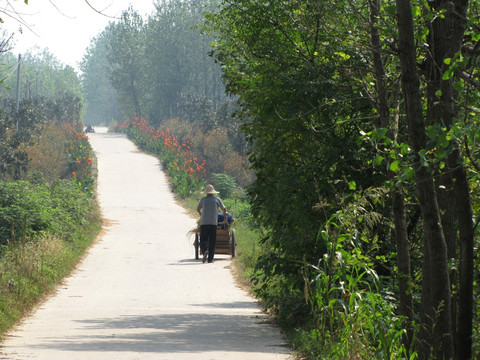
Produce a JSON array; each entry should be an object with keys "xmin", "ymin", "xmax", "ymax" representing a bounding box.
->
[{"xmin": 197, "ymin": 195, "xmax": 226, "ymax": 225}]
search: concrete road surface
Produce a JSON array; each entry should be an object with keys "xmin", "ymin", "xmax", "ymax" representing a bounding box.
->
[{"xmin": 0, "ymin": 128, "xmax": 292, "ymax": 360}]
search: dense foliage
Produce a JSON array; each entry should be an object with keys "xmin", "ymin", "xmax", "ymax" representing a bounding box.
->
[
  {"xmin": 205, "ymin": 0, "xmax": 480, "ymax": 359},
  {"xmin": 0, "ymin": 151, "xmax": 98, "ymax": 335},
  {"xmin": 0, "ymin": 178, "xmax": 94, "ymax": 247},
  {"xmin": 0, "ymin": 42, "xmax": 96, "ymax": 250},
  {"xmin": 0, "ymin": 101, "xmax": 95, "ymax": 251},
  {"xmin": 81, "ymin": 0, "xmax": 252, "ymax": 190}
]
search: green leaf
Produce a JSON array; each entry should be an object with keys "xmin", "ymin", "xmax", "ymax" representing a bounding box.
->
[
  {"xmin": 375, "ymin": 155, "xmax": 385, "ymax": 166},
  {"xmin": 372, "ymin": 127, "xmax": 388, "ymax": 140},
  {"xmin": 443, "ymin": 68, "xmax": 454, "ymax": 80},
  {"xmin": 389, "ymin": 160, "xmax": 400, "ymax": 172},
  {"xmin": 335, "ymin": 51, "xmax": 351, "ymax": 60},
  {"xmin": 411, "ymin": 6, "xmax": 420, "ymax": 17},
  {"xmin": 385, "ymin": 4, "xmax": 396, "ymax": 16},
  {"xmin": 426, "ymin": 125, "xmax": 438, "ymax": 139},
  {"xmin": 453, "ymin": 80, "xmax": 464, "ymax": 91},
  {"xmin": 444, "ymin": 58, "xmax": 451, "ymax": 65},
  {"xmin": 399, "ymin": 143, "xmax": 411, "ymax": 155},
  {"xmin": 348, "ymin": 181, "xmax": 356, "ymax": 190},
  {"xmin": 435, "ymin": 89, "xmax": 442, "ymax": 98},
  {"xmin": 436, "ymin": 149, "xmax": 446, "ymax": 159}
]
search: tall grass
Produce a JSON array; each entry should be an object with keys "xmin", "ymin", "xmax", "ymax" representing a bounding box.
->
[{"xmin": 0, "ymin": 209, "xmax": 100, "ymax": 335}]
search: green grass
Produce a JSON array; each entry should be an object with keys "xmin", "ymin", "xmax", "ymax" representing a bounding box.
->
[{"xmin": 0, "ymin": 206, "xmax": 101, "ymax": 337}]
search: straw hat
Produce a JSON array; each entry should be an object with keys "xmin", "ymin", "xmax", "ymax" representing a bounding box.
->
[{"xmin": 205, "ymin": 184, "xmax": 219, "ymax": 194}]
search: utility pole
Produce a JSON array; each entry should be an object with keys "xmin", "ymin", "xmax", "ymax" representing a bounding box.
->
[{"xmin": 15, "ymin": 54, "xmax": 21, "ymax": 131}]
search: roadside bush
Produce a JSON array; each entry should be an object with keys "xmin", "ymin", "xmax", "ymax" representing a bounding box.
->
[
  {"xmin": 65, "ymin": 122, "xmax": 95, "ymax": 194},
  {"xmin": 0, "ymin": 179, "xmax": 95, "ymax": 248},
  {"xmin": 0, "ymin": 99, "xmax": 46, "ymax": 181},
  {"xmin": 121, "ymin": 115, "xmax": 254, "ymax": 192},
  {"xmin": 280, "ymin": 210, "xmax": 416, "ymax": 359},
  {"xmin": 203, "ymin": 128, "xmax": 232, "ymax": 174},
  {"xmin": 25, "ymin": 121, "xmax": 69, "ymax": 182},
  {"xmin": 223, "ymin": 198, "xmax": 256, "ymax": 229},
  {"xmin": 0, "ymin": 125, "xmax": 100, "ymax": 336},
  {"xmin": 224, "ymin": 152, "xmax": 254, "ymax": 187}
]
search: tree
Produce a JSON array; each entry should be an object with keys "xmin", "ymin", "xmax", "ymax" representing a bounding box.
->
[
  {"xmin": 395, "ymin": 0, "xmax": 476, "ymax": 357},
  {"xmin": 144, "ymin": 0, "xmax": 225, "ymax": 124},
  {"xmin": 105, "ymin": 7, "xmax": 148, "ymax": 118},
  {"xmin": 81, "ymin": 0, "xmax": 227, "ymax": 127},
  {"xmin": 0, "ymin": 98, "xmax": 46, "ymax": 180},
  {"xmin": 396, "ymin": 1, "xmax": 454, "ymax": 356},
  {"xmin": 81, "ymin": 26, "xmax": 123, "ymax": 125},
  {"xmin": 368, "ymin": 0, "xmax": 414, "ymax": 350},
  {"xmin": 205, "ymin": 1, "xmax": 384, "ymax": 326}
]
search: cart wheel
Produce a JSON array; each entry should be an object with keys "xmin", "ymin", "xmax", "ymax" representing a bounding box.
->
[
  {"xmin": 194, "ymin": 233, "xmax": 199, "ymax": 259},
  {"xmin": 231, "ymin": 229, "xmax": 236, "ymax": 258}
]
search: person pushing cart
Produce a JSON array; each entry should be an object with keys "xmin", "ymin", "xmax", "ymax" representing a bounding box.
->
[{"xmin": 197, "ymin": 184, "xmax": 227, "ymax": 263}]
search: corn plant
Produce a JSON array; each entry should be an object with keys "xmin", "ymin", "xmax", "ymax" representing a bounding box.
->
[{"xmin": 304, "ymin": 211, "xmax": 417, "ymax": 359}]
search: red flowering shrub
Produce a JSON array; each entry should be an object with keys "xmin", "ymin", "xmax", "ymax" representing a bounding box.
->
[
  {"xmin": 64, "ymin": 122, "xmax": 95, "ymax": 194},
  {"xmin": 122, "ymin": 117, "xmax": 206, "ymax": 197},
  {"xmin": 121, "ymin": 115, "xmax": 252, "ymax": 196}
]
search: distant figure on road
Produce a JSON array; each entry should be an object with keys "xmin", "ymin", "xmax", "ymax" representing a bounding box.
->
[
  {"xmin": 197, "ymin": 184, "xmax": 227, "ymax": 263},
  {"xmin": 85, "ymin": 124, "xmax": 95, "ymax": 133}
]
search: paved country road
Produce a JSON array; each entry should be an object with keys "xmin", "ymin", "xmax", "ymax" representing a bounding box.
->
[{"xmin": 0, "ymin": 128, "xmax": 292, "ymax": 360}]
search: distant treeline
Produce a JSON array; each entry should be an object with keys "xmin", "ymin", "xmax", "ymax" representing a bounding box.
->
[{"xmin": 81, "ymin": 0, "xmax": 227, "ymax": 128}]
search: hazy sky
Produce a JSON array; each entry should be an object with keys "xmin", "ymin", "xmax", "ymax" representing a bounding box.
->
[{"xmin": 1, "ymin": 0, "xmax": 157, "ymax": 71}]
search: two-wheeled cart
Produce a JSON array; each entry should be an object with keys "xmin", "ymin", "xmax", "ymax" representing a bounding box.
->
[{"xmin": 194, "ymin": 221, "xmax": 236, "ymax": 259}]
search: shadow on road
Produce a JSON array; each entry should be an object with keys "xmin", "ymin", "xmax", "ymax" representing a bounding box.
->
[
  {"xmin": 28, "ymin": 312, "xmax": 288, "ymax": 354},
  {"xmin": 170, "ymin": 258, "xmax": 231, "ymax": 266}
]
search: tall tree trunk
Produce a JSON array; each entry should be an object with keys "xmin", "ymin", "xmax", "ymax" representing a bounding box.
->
[
  {"xmin": 435, "ymin": 171, "xmax": 458, "ymax": 341},
  {"xmin": 454, "ymin": 162, "xmax": 474, "ymax": 360},
  {"xmin": 395, "ymin": 0, "xmax": 454, "ymax": 358},
  {"xmin": 427, "ymin": 36, "xmax": 460, "ymax": 354},
  {"xmin": 426, "ymin": 1, "xmax": 472, "ymax": 358},
  {"xmin": 392, "ymin": 190, "xmax": 414, "ymax": 350},
  {"xmin": 369, "ymin": 0, "xmax": 413, "ymax": 352}
]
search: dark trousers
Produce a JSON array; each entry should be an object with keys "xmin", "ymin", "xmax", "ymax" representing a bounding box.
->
[{"xmin": 200, "ymin": 224, "xmax": 216, "ymax": 262}]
